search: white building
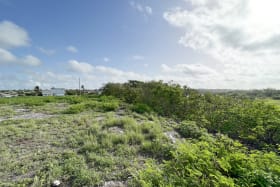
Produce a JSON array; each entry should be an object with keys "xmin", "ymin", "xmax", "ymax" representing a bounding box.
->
[
  {"xmin": 51, "ymin": 88, "xmax": 65, "ymax": 96},
  {"xmin": 42, "ymin": 88, "xmax": 65, "ymax": 96},
  {"xmin": 42, "ymin": 90, "xmax": 52, "ymax": 96}
]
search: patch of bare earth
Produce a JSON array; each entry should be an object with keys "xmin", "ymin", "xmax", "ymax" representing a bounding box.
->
[
  {"xmin": 164, "ymin": 131, "xmax": 181, "ymax": 143},
  {"xmin": 12, "ymin": 113, "xmax": 54, "ymax": 120},
  {"xmin": 103, "ymin": 181, "xmax": 127, "ymax": 187},
  {"xmin": 108, "ymin": 126, "xmax": 124, "ymax": 134},
  {"xmin": 0, "ymin": 106, "xmax": 56, "ymax": 122}
]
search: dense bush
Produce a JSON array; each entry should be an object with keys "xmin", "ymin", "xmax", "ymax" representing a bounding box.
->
[
  {"xmin": 102, "ymin": 81, "xmax": 186, "ymax": 118},
  {"xmin": 132, "ymin": 103, "xmax": 152, "ymax": 114},
  {"xmin": 178, "ymin": 120, "xmax": 206, "ymax": 139},
  {"xmin": 102, "ymin": 81, "xmax": 280, "ymax": 151},
  {"xmin": 63, "ymin": 97, "xmax": 119, "ymax": 114},
  {"xmin": 140, "ymin": 140, "xmax": 174, "ymax": 160},
  {"xmin": 63, "ymin": 103, "xmax": 86, "ymax": 114},
  {"xmin": 135, "ymin": 135, "xmax": 280, "ymax": 187}
]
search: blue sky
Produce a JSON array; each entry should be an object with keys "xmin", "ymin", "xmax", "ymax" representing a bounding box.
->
[{"xmin": 1, "ymin": 0, "xmax": 280, "ymax": 89}]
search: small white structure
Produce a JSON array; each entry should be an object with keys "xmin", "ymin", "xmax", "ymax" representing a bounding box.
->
[
  {"xmin": 42, "ymin": 90, "xmax": 52, "ymax": 96},
  {"xmin": 42, "ymin": 88, "xmax": 65, "ymax": 96},
  {"xmin": 51, "ymin": 88, "xmax": 65, "ymax": 96}
]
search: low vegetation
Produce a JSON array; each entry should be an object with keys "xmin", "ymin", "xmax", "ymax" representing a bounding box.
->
[
  {"xmin": 0, "ymin": 81, "xmax": 280, "ymax": 186},
  {"xmin": 103, "ymin": 81, "xmax": 280, "ymax": 151}
]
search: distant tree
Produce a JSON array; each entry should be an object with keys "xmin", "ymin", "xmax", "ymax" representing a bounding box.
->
[
  {"xmin": 81, "ymin": 85, "xmax": 85, "ymax": 94},
  {"xmin": 34, "ymin": 86, "xmax": 42, "ymax": 96},
  {"xmin": 65, "ymin": 89, "xmax": 79, "ymax": 95}
]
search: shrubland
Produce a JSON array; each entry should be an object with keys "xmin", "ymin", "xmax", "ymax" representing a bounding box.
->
[
  {"xmin": 0, "ymin": 81, "xmax": 279, "ymax": 186},
  {"xmin": 102, "ymin": 81, "xmax": 280, "ymax": 151}
]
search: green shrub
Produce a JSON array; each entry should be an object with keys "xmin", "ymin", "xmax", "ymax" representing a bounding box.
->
[
  {"xmin": 127, "ymin": 132, "xmax": 144, "ymax": 145},
  {"xmin": 104, "ymin": 117, "xmax": 137, "ymax": 131},
  {"xmin": 111, "ymin": 134, "xmax": 127, "ymax": 145},
  {"xmin": 136, "ymin": 139, "xmax": 280, "ymax": 187},
  {"xmin": 140, "ymin": 140, "xmax": 173, "ymax": 160},
  {"xmin": 62, "ymin": 152, "xmax": 95, "ymax": 186},
  {"xmin": 132, "ymin": 103, "xmax": 152, "ymax": 114},
  {"xmin": 87, "ymin": 153, "xmax": 114, "ymax": 169},
  {"xmin": 272, "ymin": 95, "xmax": 280, "ymax": 100},
  {"xmin": 141, "ymin": 122, "xmax": 162, "ymax": 141},
  {"xmin": 42, "ymin": 96, "xmax": 56, "ymax": 103},
  {"xmin": 97, "ymin": 132, "xmax": 113, "ymax": 149},
  {"xmin": 64, "ymin": 96, "xmax": 85, "ymax": 104},
  {"xmin": 79, "ymin": 140, "xmax": 99, "ymax": 154},
  {"xmin": 63, "ymin": 103, "xmax": 86, "ymax": 114},
  {"xmin": 178, "ymin": 121, "xmax": 206, "ymax": 139},
  {"xmin": 84, "ymin": 101, "xmax": 98, "ymax": 109},
  {"xmin": 100, "ymin": 101, "xmax": 119, "ymax": 111}
]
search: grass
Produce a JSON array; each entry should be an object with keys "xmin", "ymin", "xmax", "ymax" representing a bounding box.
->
[
  {"xmin": 0, "ymin": 96, "xmax": 173, "ymax": 186},
  {"xmin": 261, "ymin": 99, "xmax": 280, "ymax": 114},
  {"xmin": 0, "ymin": 105, "xmax": 15, "ymax": 118},
  {"xmin": 263, "ymin": 98, "xmax": 280, "ymax": 107}
]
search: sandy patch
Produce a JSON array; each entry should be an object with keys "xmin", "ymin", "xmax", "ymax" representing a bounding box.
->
[
  {"xmin": 164, "ymin": 131, "xmax": 181, "ymax": 143},
  {"xmin": 103, "ymin": 181, "xmax": 126, "ymax": 187},
  {"xmin": 108, "ymin": 126, "xmax": 124, "ymax": 134}
]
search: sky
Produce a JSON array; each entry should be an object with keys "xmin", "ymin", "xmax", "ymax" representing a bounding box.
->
[{"xmin": 1, "ymin": 0, "xmax": 280, "ymax": 90}]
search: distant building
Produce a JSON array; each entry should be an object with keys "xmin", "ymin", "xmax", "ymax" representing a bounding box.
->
[
  {"xmin": 42, "ymin": 90, "xmax": 52, "ymax": 96},
  {"xmin": 42, "ymin": 88, "xmax": 65, "ymax": 96},
  {"xmin": 0, "ymin": 92, "xmax": 18, "ymax": 98},
  {"xmin": 51, "ymin": 88, "xmax": 65, "ymax": 96}
]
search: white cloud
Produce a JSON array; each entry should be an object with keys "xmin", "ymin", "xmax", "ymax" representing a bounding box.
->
[
  {"xmin": 1, "ymin": 62, "xmax": 150, "ymax": 89},
  {"xmin": 10, "ymin": 71, "xmax": 79, "ymax": 90},
  {"xmin": 0, "ymin": 48, "xmax": 16, "ymax": 63},
  {"xmin": 0, "ymin": 48, "xmax": 42, "ymax": 66},
  {"xmin": 130, "ymin": 1, "xmax": 153, "ymax": 15},
  {"xmin": 2, "ymin": 58, "xmax": 271, "ymax": 90},
  {"xmin": 65, "ymin": 59, "xmax": 220, "ymax": 89},
  {"xmin": 161, "ymin": 63, "xmax": 217, "ymax": 76},
  {"xmin": 92, "ymin": 65, "xmax": 150, "ymax": 85},
  {"xmin": 22, "ymin": 55, "xmax": 42, "ymax": 66},
  {"xmin": 68, "ymin": 59, "xmax": 149, "ymax": 81},
  {"xmin": 145, "ymin": 6, "xmax": 153, "ymax": 15},
  {"xmin": 0, "ymin": 21, "xmax": 42, "ymax": 67},
  {"xmin": 66, "ymin": 45, "xmax": 78, "ymax": 53},
  {"xmin": 0, "ymin": 20, "xmax": 29, "ymax": 49},
  {"xmin": 95, "ymin": 65, "xmax": 143, "ymax": 78},
  {"xmin": 66, "ymin": 59, "xmax": 150, "ymax": 87},
  {"xmin": 65, "ymin": 59, "xmax": 224, "ymax": 89},
  {"xmin": 131, "ymin": 55, "xmax": 145, "ymax": 60},
  {"xmin": 157, "ymin": 63, "xmax": 223, "ymax": 88},
  {"xmin": 103, "ymin": 57, "xmax": 110, "ymax": 62},
  {"xmin": 68, "ymin": 60, "xmax": 94, "ymax": 74},
  {"xmin": 163, "ymin": 0, "xmax": 280, "ymax": 88},
  {"xmin": 38, "ymin": 47, "xmax": 55, "ymax": 56}
]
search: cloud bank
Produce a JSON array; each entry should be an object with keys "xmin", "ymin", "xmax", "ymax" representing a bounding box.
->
[{"xmin": 163, "ymin": 0, "xmax": 280, "ymax": 88}]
